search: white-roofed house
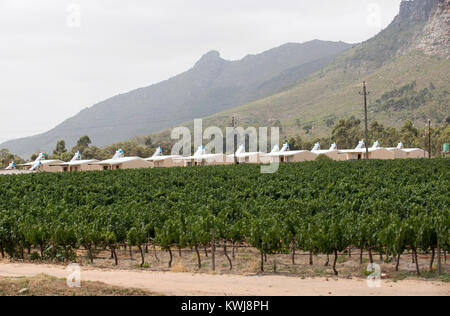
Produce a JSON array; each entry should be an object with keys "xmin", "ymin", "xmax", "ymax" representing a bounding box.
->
[
  {"xmin": 0, "ymin": 161, "xmax": 32, "ymax": 175},
  {"xmin": 226, "ymin": 144, "xmax": 262, "ymax": 164},
  {"xmin": 401, "ymin": 148, "xmax": 428, "ymax": 158},
  {"xmin": 260, "ymin": 143, "xmax": 317, "ymax": 164},
  {"xmin": 0, "ymin": 162, "xmax": 32, "ymax": 175},
  {"xmin": 19, "ymin": 153, "xmax": 64, "ymax": 172},
  {"xmin": 144, "ymin": 147, "xmax": 183, "ymax": 168},
  {"xmin": 49, "ymin": 152, "xmax": 102, "ymax": 172},
  {"xmin": 94, "ymin": 149, "xmax": 152, "ymax": 170},
  {"xmin": 5, "ymin": 161, "xmax": 16, "ymax": 170},
  {"xmin": 386, "ymin": 142, "xmax": 427, "ymax": 159},
  {"xmin": 178, "ymin": 146, "xmax": 231, "ymax": 167},
  {"xmin": 340, "ymin": 140, "xmax": 396, "ymax": 160},
  {"xmin": 311, "ymin": 142, "xmax": 347, "ymax": 161},
  {"xmin": 386, "ymin": 142, "xmax": 408, "ymax": 159}
]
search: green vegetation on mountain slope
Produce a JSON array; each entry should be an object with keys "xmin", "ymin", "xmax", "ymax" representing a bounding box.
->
[
  {"xmin": 145, "ymin": 51, "xmax": 448, "ymax": 147},
  {"xmin": 198, "ymin": 52, "xmax": 449, "ymax": 138}
]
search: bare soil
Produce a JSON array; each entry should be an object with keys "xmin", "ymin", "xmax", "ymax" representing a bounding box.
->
[
  {"xmin": 1, "ymin": 246, "xmax": 448, "ymax": 296},
  {"xmin": 0, "ymin": 261, "xmax": 448, "ymax": 296}
]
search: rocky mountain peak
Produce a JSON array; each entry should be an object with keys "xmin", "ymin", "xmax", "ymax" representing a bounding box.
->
[
  {"xmin": 416, "ymin": 0, "xmax": 450, "ymax": 57},
  {"xmin": 395, "ymin": 0, "xmax": 438, "ymax": 25},
  {"xmin": 194, "ymin": 50, "xmax": 225, "ymax": 68}
]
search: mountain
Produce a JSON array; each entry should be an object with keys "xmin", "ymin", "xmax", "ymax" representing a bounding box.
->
[
  {"xmin": 160, "ymin": 0, "xmax": 448, "ymax": 140},
  {"xmin": 1, "ymin": 40, "xmax": 351, "ymax": 157},
  {"xmin": 4, "ymin": 0, "xmax": 448, "ymax": 157}
]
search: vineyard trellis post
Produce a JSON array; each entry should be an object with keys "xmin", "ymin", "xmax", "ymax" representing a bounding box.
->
[
  {"xmin": 211, "ymin": 228, "xmax": 215, "ymax": 271},
  {"xmin": 437, "ymin": 237, "xmax": 441, "ymax": 277}
]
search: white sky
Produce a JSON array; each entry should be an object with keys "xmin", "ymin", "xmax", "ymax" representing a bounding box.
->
[{"xmin": 0, "ymin": 0, "xmax": 402, "ymax": 144}]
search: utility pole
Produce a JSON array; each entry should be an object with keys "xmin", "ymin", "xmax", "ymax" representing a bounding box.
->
[
  {"xmin": 360, "ymin": 82, "xmax": 370, "ymax": 164},
  {"xmin": 232, "ymin": 115, "xmax": 237, "ymax": 164},
  {"xmin": 428, "ymin": 119, "xmax": 432, "ymax": 158},
  {"xmin": 424, "ymin": 130, "xmax": 427, "ymax": 158}
]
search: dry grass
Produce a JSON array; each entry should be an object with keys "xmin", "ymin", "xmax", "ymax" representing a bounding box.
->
[
  {"xmin": 0, "ymin": 274, "xmax": 159, "ymax": 296},
  {"xmin": 243, "ymin": 258, "xmax": 261, "ymax": 274},
  {"xmin": 170, "ymin": 263, "xmax": 191, "ymax": 273}
]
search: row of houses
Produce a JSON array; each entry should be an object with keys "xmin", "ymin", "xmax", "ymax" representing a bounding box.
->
[{"xmin": 2, "ymin": 140, "xmax": 427, "ymax": 174}]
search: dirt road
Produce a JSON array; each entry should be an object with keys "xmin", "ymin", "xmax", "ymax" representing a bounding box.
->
[{"xmin": 0, "ymin": 263, "xmax": 448, "ymax": 296}]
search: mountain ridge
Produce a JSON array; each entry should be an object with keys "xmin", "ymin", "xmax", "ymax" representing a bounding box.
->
[{"xmin": 1, "ymin": 40, "xmax": 351, "ymax": 157}]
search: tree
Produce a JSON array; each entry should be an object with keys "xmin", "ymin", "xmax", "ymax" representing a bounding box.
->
[
  {"xmin": 303, "ymin": 124, "xmax": 313, "ymax": 135},
  {"xmin": 400, "ymin": 120, "xmax": 418, "ymax": 148},
  {"xmin": 286, "ymin": 136, "xmax": 303, "ymax": 150},
  {"xmin": 272, "ymin": 120, "xmax": 283, "ymax": 132},
  {"xmin": 53, "ymin": 140, "xmax": 67, "ymax": 156},
  {"xmin": 368, "ymin": 121, "xmax": 385, "ymax": 144},
  {"xmin": 77, "ymin": 135, "xmax": 92, "ymax": 147},
  {"xmin": 0, "ymin": 149, "xmax": 24, "ymax": 168},
  {"xmin": 384, "ymin": 127, "xmax": 401, "ymax": 147},
  {"xmin": 326, "ymin": 118, "xmax": 335, "ymax": 128},
  {"xmin": 144, "ymin": 136, "xmax": 153, "ymax": 147},
  {"xmin": 331, "ymin": 118, "xmax": 363, "ymax": 149},
  {"xmin": 72, "ymin": 135, "xmax": 92, "ymax": 154},
  {"xmin": 82, "ymin": 146, "xmax": 103, "ymax": 160}
]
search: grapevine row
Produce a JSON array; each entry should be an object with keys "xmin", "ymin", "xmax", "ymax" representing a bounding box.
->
[{"xmin": 0, "ymin": 159, "xmax": 448, "ymax": 275}]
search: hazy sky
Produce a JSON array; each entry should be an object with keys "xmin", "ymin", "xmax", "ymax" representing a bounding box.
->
[{"xmin": 0, "ymin": 0, "xmax": 403, "ymax": 144}]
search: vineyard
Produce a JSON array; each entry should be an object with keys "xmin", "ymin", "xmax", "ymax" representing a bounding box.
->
[{"xmin": 0, "ymin": 159, "xmax": 448, "ymax": 276}]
